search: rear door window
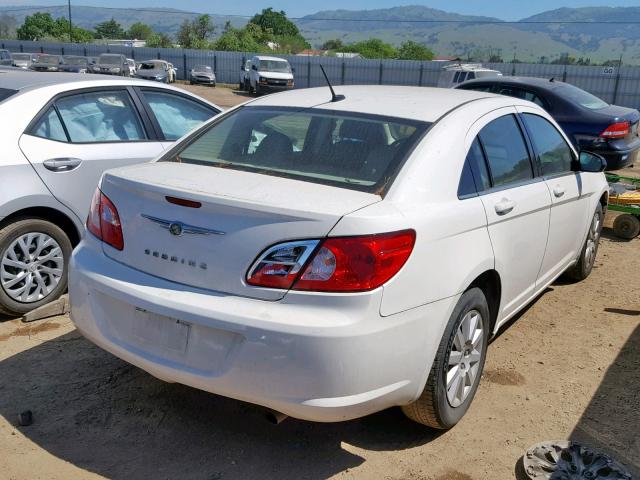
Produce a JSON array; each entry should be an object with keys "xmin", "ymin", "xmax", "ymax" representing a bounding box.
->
[
  {"xmin": 478, "ymin": 114, "xmax": 534, "ymax": 188},
  {"xmin": 141, "ymin": 89, "xmax": 219, "ymax": 140},
  {"xmin": 31, "ymin": 107, "xmax": 68, "ymax": 142},
  {"xmin": 498, "ymin": 87, "xmax": 547, "ymax": 109},
  {"xmin": 458, "ymin": 138, "xmax": 491, "ymax": 198},
  {"xmin": 522, "ymin": 113, "xmax": 574, "ymax": 176}
]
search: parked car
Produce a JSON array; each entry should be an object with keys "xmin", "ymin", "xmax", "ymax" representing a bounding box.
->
[
  {"xmin": 245, "ymin": 55, "xmax": 294, "ymax": 94},
  {"xmin": 456, "ymin": 76, "xmax": 640, "ymax": 170},
  {"xmin": 0, "ymin": 71, "xmax": 221, "ymax": 316},
  {"xmin": 30, "ymin": 54, "xmax": 62, "ymax": 72},
  {"xmin": 59, "ymin": 56, "xmax": 90, "ymax": 74},
  {"xmin": 0, "ymin": 49, "xmax": 12, "ymax": 66},
  {"xmin": 437, "ymin": 63, "xmax": 502, "ymax": 88},
  {"xmin": 92, "ymin": 54, "xmax": 128, "ymax": 76},
  {"xmin": 126, "ymin": 58, "xmax": 136, "ymax": 77},
  {"xmin": 11, "ymin": 53, "xmax": 36, "ymax": 69},
  {"xmin": 68, "ymin": 86, "xmax": 608, "ymax": 428},
  {"xmin": 135, "ymin": 60, "xmax": 172, "ymax": 83},
  {"xmin": 190, "ymin": 65, "xmax": 216, "ymax": 86}
]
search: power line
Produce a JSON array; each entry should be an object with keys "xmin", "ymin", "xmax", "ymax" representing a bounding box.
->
[{"xmin": 2, "ymin": 4, "xmax": 640, "ymax": 25}]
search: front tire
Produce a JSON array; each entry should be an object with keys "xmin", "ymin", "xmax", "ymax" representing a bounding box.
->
[
  {"xmin": 0, "ymin": 219, "xmax": 72, "ymax": 316},
  {"xmin": 402, "ymin": 287, "xmax": 490, "ymax": 429},
  {"xmin": 564, "ymin": 203, "xmax": 604, "ymax": 281}
]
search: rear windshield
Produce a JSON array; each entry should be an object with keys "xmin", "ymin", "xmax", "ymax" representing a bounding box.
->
[
  {"xmin": 36, "ymin": 56, "xmax": 60, "ymax": 65},
  {"xmin": 12, "ymin": 54, "xmax": 31, "ymax": 61},
  {"xmin": 258, "ymin": 60, "xmax": 291, "ymax": 73},
  {"xmin": 98, "ymin": 55, "xmax": 122, "ymax": 65},
  {"xmin": 63, "ymin": 56, "xmax": 87, "ymax": 65},
  {"xmin": 559, "ymin": 83, "xmax": 609, "ymax": 110},
  {"xmin": 0, "ymin": 88, "xmax": 17, "ymax": 103},
  {"xmin": 165, "ymin": 106, "xmax": 429, "ymax": 194}
]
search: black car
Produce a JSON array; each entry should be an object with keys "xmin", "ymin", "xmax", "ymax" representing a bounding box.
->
[{"xmin": 456, "ymin": 76, "xmax": 640, "ymax": 170}]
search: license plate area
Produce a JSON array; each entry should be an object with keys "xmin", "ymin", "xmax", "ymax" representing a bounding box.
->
[{"xmin": 131, "ymin": 307, "xmax": 190, "ymax": 353}]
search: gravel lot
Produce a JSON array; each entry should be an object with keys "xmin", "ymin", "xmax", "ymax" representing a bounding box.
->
[{"xmin": 0, "ymin": 85, "xmax": 638, "ymax": 480}]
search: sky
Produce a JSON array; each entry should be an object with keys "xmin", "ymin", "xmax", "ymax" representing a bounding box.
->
[{"xmin": 1, "ymin": 0, "xmax": 640, "ymax": 20}]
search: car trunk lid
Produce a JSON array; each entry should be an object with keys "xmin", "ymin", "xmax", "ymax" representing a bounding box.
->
[{"xmin": 99, "ymin": 162, "xmax": 381, "ymax": 301}]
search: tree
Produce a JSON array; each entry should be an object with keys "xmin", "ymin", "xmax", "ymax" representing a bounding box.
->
[
  {"xmin": 249, "ymin": 8, "xmax": 299, "ymax": 37},
  {"xmin": 322, "ymin": 39, "xmax": 343, "ymax": 51},
  {"xmin": 342, "ymin": 38, "xmax": 397, "ymax": 59},
  {"xmin": 17, "ymin": 12, "xmax": 57, "ymax": 41},
  {"xmin": 94, "ymin": 18, "xmax": 125, "ymax": 39},
  {"xmin": 177, "ymin": 15, "xmax": 215, "ymax": 49},
  {"xmin": 213, "ymin": 22, "xmax": 271, "ymax": 53},
  {"xmin": 127, "ymin": 22, "xmax": 153, "ymax": 40},
  {"xmin": 0, "ymin": 14, "xmax": 17, "ymax": 39},
  {"xmin": 397, "ymin": 41, "xmax": 434, "ymax": 61},
  {"xmin": 54, "ymin": 18, "xmax": 94, "ymax": 43},
  {"xmin": 146, "ymin": 32, "xmax": 173, "ymax": 48}
]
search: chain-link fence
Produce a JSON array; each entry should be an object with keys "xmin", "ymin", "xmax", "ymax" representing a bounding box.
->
[{"xmin": 3, "ymin": 39, "xmax": 639, "ymax": 109}]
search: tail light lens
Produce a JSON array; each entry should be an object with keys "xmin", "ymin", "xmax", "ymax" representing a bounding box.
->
[
  {"xmin": 600, "ymin": 121, "xmax": 630, "ymax": 139},
  {"xmin": 246, "ymin": 230, "xmax": 416, "ymax": 292},
  {"xmin": 86, "ymin": 188, "xmax": 124, "ymax": 251}
]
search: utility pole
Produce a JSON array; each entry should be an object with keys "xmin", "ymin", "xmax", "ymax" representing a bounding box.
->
[{"xmin": 67, "ymin": 0, "xmax": 72, "ymax": 42}]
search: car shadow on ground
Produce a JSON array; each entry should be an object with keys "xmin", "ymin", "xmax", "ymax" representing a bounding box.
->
[
  {"xmin": 0, "ymin": 331, "xmax": 443, "ymax": 479},
  {"xmin": 569, "ymin": 323, "xmax": 640, "ymax": 477}
]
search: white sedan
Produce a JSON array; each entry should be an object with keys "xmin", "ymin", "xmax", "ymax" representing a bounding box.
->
[
  {"xmin": 69, "ymin": 86, "xmax": 608, "ymax": 428},
  {"xmin": 0, "ymin": 71, "xmax": 221, "ymax": 316}
]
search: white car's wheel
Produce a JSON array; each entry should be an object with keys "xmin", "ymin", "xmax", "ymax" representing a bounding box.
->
[
  {"xmin": 0, "ymin": 219, "xmax": 72, "ymax": 316},
  {"xmin": 402, "ymin": 287, "xmax": 490, "ymax": 429},
  {"xmin": 565, "ymin": 203, "xmax": 604, "ymax": 281}
]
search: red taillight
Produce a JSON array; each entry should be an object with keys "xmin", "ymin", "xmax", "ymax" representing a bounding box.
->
[
  {"xmin": 600, "ymin": 121, "xmax": 630, "ymax": 139},
  {"xmin": 246, "ymin": 230, "xmax": 416, "ymax": 292},
  {"xmin": 86, "ymin": 188, "xmax": 124, "ymax": 251}
]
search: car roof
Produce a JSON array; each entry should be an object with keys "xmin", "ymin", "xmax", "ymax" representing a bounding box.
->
[
  {"xmin": 0, "ymin": 70, "xmax": 165, "ymax": 92},
  {"xmin": 253, "ymin": 56, "xmax": 289, "ymax": 62},
  {"xmin": 249, "ymin": 85, "xmax": 503, "ymax": 122},
  {"xmin": 459, "ymin": 76, "xmax": 570, "ymax": 91}
]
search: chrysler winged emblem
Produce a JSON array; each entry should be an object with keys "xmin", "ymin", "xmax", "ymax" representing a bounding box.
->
[{"xmin": 141, "ymin": 214, "xmax": 225, "ymax": 236}]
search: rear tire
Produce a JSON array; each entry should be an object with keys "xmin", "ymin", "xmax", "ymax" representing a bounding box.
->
[
  {"xmin": 402, "ymin": 287, "xmax": 490, "ymax": 429},
  {"xmin": 0, "ymin": 219, "xmax": 72, "ymax": 317},
  {"xmin": 612, "ymin": 213, "xmax": 640, "ymax": 240},
  {"xmin": 565, "ymin": 203, "xmax": 604, "ymax": 281}
]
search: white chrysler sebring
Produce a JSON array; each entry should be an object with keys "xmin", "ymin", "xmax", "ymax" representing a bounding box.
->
[{"xmin": 69, "ymin": 86, "xmax": 608, "ymax": 428}]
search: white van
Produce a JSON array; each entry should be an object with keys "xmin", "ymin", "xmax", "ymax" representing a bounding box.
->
[
  {"xmin": 437, "ymin": 63, "xmax": 502, "ymax": 88},
  {"xmin": 244, "ymin": 55, "xmax": 294, "ymax": 95}
]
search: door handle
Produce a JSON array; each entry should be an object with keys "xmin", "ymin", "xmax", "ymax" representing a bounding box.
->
[
  {"xmin": 553, "ymin": 186, "xmax": 565, "ymax": 198},
  {"xmin": 43, "ymin": 158, "xmax": 82, "ymax": 172},
  {"xmin": 494, "ymin": 198, "xmax": 516, "ymax": 215}
]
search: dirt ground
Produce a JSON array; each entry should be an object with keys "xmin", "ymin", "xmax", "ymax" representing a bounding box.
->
[{"xmin": 0, "ymin": 86, "xmax": 639, "ymax": 480}]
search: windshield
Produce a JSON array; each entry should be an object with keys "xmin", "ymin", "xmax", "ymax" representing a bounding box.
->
[
  {"xmin": 98, "ymin": 55, "xmax": 122, "ymax": 65},
  {"xmin": 36, "ymin": 56, "xmax": 60, "ymax": 65},
  {"xmin": 12, "ymin": 54, "xmax": 31, "ymax": 61},
  {"xmin": 258, "ymin": 60, "xmax": 291, "ymax": 73},
  {"xmin": 165, "ymin": 106, "xmax": 429, "ymax": 194},
  {"xmin": 63, "ymin": 57, "xmax": 87, "ymax": 66},
  {"xmin": 193, "ymin": 65, "xmax": 212, "ymax": 73},
  {"xmin": 559, "ymin": 83, "xmax": 609, "ymax": 110},
  {"xmin": 139, "ymin": 62, "xmax": 162, "ymax": 70}
]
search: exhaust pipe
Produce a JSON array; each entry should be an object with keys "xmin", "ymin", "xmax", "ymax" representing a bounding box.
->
[{"xmin": 265, "ymin": 409, "xmax": 288, "ymax": 425}]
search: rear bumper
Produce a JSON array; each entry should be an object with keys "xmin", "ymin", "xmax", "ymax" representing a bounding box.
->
[
  {"xmin": 581, "ymin": 138, "xmax": 640, "ymax": 170},
  {"xmin": 69, "ymin": 238, "xmax": 455, "ymax": 422}
]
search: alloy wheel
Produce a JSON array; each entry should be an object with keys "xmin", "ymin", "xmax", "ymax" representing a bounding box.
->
[
  {"xmin": 446, "ymin": 309, "xmax": 484, "ymax": 408},
  {"xmin": 0, "ymin": 232, "xmax": 64, "ymax": 303},
  {"xmin": 584, "ymin": 210, "xmax": 601, "ymax": 269}
]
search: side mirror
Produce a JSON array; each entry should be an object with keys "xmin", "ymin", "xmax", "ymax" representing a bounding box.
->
[
  {"xmin": 291, "ymin": 67, "xmax": 296, "ymax": 73},
  {"xmin": 574, "ymin": 151, "xmax": 607, "ymax": 173},
  {"xmin": 251, "ymin": 65, "xmax": 257, "ymax": 71}
]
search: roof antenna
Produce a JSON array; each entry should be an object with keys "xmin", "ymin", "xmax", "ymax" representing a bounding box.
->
[{"xmin": 319, "ymin": 64, "xmax": 345, "ymax": 102}]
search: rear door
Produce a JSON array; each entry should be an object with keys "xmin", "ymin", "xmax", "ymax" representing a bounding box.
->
[
  {"xmin": 470, "ymin": 110, "xmax": 551, "ymax": 322},
  {"xmin": 518, "ymin": 109, "xmax": 589, "ymax": 285},
  {"xmin": 19, "ymin": 87, "xmax": 163, "ymax": 222}
]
